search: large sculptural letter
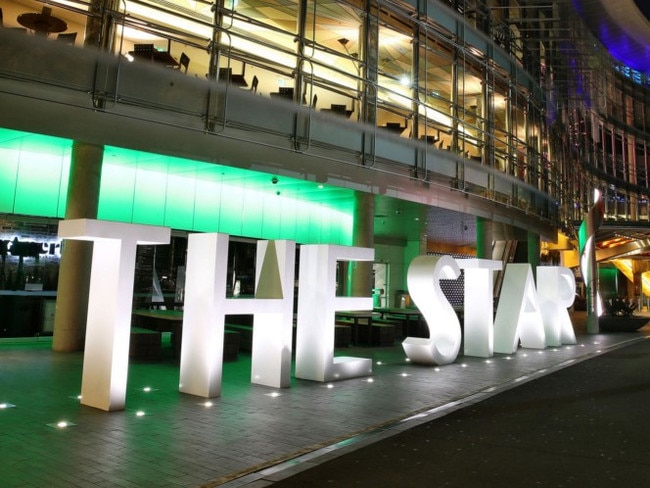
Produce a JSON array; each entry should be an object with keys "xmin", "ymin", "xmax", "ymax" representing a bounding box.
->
[
  {"xmin": 295, "ymin": 245, "xmax": 374, "ymax": 382},
  {"xmin": 58, "ymin": 219, "xmax": 171, "ymax": 411},
  {"xmin": 537, "ymin": 266, "xmax": 577, "ymax": 346},
  {"xmin": 402, "ymin": 255, "xmax": 461, "ymax": 365},
  {"xmin": 457, "ymin": 259, "xmax": 502, "ymax": 358},
  {"xmin": 180, "ymin": 234, "xmax": 295, "ymax": 398},
  {"xmin": 494, "ymin": 263, "xmax": 546, "ymax": 354}
]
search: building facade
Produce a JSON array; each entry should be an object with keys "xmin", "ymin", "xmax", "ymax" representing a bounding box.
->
[{"xmin": 0, "ymin": 0, "xmax": 649, "ymax": 339}]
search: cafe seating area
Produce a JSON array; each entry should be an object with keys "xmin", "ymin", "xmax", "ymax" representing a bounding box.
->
[
  {"xmin": 129, "ymin": 301, "xmax": 427, "ymax": 363},
  {"xmin": 1, "ymin": 5, "xmax": 78, "ymax": 43},
  {"xmin": 129, "ymin": 43, "xmax": 180, "ymax": 69}
]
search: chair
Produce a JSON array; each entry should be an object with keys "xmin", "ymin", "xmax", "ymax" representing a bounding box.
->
[
  {"xmin": 133, "ymin": 43, "xmax": 155, "ymax": 61},
  {"xmin": 57, "ymin": 32, "xmax": 77, "ymax": 45},
  {"xmin": 218, "ymin": 67, "xmax": 232, "ymax": 81},
  {"xmin": 177, "ymin": 52, "xmax": 190, "ymax": 73},
  {"xmin": 279, "ymin": 87, "xmax": 293, "ymax": 99}
]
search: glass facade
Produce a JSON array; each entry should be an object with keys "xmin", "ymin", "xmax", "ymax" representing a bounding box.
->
[{"xmin": 0, "ymin": 0, "xmax": 648, "ymax": 252}]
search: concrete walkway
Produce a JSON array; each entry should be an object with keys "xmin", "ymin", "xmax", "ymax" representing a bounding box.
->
[
  {"xmin": 0, "ymin": 312, "xmax": 647, "ymax": 487},
  {"xmin": 267, "ymin": 335, "xmax": 650, "ymax": 487}
]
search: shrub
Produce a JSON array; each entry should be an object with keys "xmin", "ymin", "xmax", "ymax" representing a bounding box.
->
[{"xmin": 603, "ymin": 296, "xmax": 637, "ymax": 317}]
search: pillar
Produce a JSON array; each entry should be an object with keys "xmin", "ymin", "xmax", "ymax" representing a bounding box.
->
[
  {"xmin": 52, "ymin": 141, "xmax": 103, "ymax": 352},
  {"xmin": 476, "ymin": 216, "xmax": 493, "ymax": 259},
  {"xmin": 360, "ymin": 2, "xmax": 378, "ymax": 125},
  {"xmin": 527, "ymin": 231, "xmax": 540, "ymax": 279},
  {"xmin": 350, "ymin": 192, "xmax": 374, "ymax": 297}
]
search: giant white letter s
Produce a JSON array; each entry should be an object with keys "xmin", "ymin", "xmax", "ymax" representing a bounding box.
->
[{"xmin": 402, "ymin": 255, "xmax": 461, "ymax": 365}]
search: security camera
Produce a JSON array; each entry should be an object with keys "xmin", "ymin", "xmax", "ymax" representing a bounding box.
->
[{"xmin": 271, "ymin": 177, "xmax": 279, "ymax": 185}]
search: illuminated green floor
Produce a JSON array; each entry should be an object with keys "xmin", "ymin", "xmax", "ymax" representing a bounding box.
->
[{"xmin": 0, "ymin": 325, "xmax": 647, "ymax": 488}]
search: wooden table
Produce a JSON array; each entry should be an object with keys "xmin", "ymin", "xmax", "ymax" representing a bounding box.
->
[
  {"xmin": 17, "ymin": 7, "xmax": 67, "ymax": 36},
  {"xmin": 131, "ymin": 309, "xmax": 241, "ymax": 360},
  {"xmin": 132, "ymin": 309, "xmax": 183, "ymax": 356},
  {"xmin": 129, "ymin": 50, "xmax": 180, "ymax": 69},
  {"xmin": 335, "ymin": 310, "xmax": 374, "ymax": 345},
  {"xmin": 373, "ymin": 307, "xmax": 424, "ymax": 338}
]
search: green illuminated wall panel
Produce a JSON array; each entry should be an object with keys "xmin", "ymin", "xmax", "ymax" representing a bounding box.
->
[
  {"xmin": 218, "ymin": 184, "xmax": 245, "ymax": 236},
  {"xmin": 192, "ymin": 179, "xmax": 221, "ymax": 231},
  {"xmin": 132, "ymin": 168, "xmax": 167, "ymax": 225},
  {"xmin": 0, "ymin": 148, "xmax": 19, "ymax": 212},
  {"xmin": 98, "ymin": 163, "xmax": 136, "ymax": 221},
  {"xmin": 58, "ymin": 161, "xmax": 70, "ymax": 218},
  {"xmin": 164, "ymin": 174, "xmax": 196, "ymax": 230},
  {"xmin": 241, "ymin": 190, "xmax": 264, "ymax": 238},
  {"xmin": 14, "ymin": 152, "xmax": 66, "ymax": 217},
  {"xmin": 320, "ymin": 209, "xmax": 334, "ymax": 244},
  {"xmin": 295, "ymin": 204, "xmax": 313, "ymax": 244},
  {"xmin": 261, "ymin": 195, "xmax": 285, "ymax": 240},
  {"xmin": 0, "ymin": 128, "xmax": 354, "ymax": 245}
]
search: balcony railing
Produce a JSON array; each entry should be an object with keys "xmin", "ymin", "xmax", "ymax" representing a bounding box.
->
[{"xmin": 0, "ymin": 28, "xmax": 559, "ymax": 236}]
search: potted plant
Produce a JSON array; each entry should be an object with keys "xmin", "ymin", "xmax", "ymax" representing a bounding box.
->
[{"xmin": 599, "ymin": 296, "xmax": 649, "ymax": 332}]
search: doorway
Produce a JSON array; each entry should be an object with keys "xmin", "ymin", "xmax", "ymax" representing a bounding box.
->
[{"xmin": 373, "ymin": 262, "xmax": 389, "ymax": 308}]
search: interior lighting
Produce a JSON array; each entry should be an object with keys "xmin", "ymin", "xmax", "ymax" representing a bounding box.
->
[
  {"xmin": 434, "ymin": 367, "xmax": 440, "ymax": 372},
  {"xmin": 326, "ymin": 384, "xmax": 334, "ymax": 389},
  {"xmin": 136, "ymin": 411, "xmax": 146, "ymax": 417},
  {"xmin": 400, "ymin": 373, "xmax": 410, "ymax": 377},
  {"xmin": 143, "ymin": 387, "xmax": 152, "ymax": 392},
  {"xmin": 461, "ymin": 363, "xmax": 467, "ymax": 368},
  {"xmin": 376, "ymin": 361, "xmax": 383, "ymax": 366},
  {"xmin": 0, "ymin": 403, "xmax": 15, "ymax": 409},
  {"xmin": 366, "ymin": 378, "xmax": 374, "ymax": 383},
  {"xmin": 484, "ymin": 359, "xmax": 492, "ymax": 364},
  {"xmin": 266, "ymin": 392, "xmax": 282, "ymax": 398}
]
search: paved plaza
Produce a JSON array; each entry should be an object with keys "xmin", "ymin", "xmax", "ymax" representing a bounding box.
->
[{"xmin": 0, "ymin": 313, "xmax": 647, "ymax": 487}]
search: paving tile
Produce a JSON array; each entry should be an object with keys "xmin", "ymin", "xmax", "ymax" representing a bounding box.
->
[{"xmin": 1, "ymin": 319, "xmax": 647, "ymax": 487}]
